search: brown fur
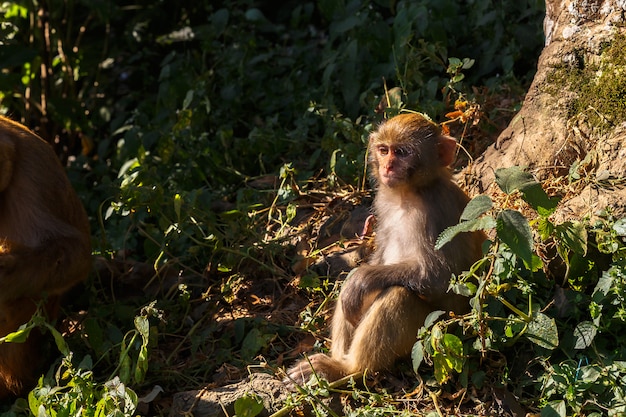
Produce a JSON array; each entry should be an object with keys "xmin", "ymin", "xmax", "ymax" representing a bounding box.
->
[
  {"xmin": 0, "ymin": 116, "xmax": 91, "ymax": 399},
  {"xmin": 286, "ymin": 113, "xmax": 484, "ymax": 385}
]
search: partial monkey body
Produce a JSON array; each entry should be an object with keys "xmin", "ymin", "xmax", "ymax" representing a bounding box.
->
[{"xmin": 0, "ymin": 116, "xmax": 91, "ymax": 399}]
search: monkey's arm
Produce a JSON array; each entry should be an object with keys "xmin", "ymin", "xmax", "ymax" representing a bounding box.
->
[{"xmin": 340, "ymin": 262, "xmax": 446, "ymax": 326}]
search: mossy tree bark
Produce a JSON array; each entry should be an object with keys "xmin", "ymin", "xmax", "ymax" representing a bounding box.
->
[{"xmin": 466, "ymin": 0, "xmax": 626, "ymax": 220}]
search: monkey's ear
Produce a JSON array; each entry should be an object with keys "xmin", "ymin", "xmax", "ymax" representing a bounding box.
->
[{"xmin": 437, "ymin": 135, "xmax": 458, "ymax": 167}]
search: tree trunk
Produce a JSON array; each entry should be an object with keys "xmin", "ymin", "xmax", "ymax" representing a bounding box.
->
[{"xmin": 466, "ymin": 0, "xmax": 626, "ymax": 221}]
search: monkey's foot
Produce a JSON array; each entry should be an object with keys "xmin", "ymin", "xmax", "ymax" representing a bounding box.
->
[{"xmin": 283, "ymin": 353, "xmax": 346, "ymax": 390}]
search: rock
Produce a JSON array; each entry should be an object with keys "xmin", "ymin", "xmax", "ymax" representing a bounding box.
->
[{"xmin": 168, "ymin": 373, "xmax": 289, "ymax": 417}]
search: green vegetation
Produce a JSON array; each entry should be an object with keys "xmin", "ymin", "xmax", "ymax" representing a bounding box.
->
[{"xmin": 8, "ymin": 1, "xmax": 626, "ymax": 416}]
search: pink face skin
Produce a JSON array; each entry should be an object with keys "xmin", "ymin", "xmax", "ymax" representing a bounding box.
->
[{"xmin": 375, "ymin": 144, "xmax": 411, "ymax": 188}]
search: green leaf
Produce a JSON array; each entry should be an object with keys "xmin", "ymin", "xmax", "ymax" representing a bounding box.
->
[
  {"xmin": 451, "ymin": 74, "xmax": 465, "ymax": 83},
  {"xmin": 524, "ymin": 183, "xmax": 560, "ymax": 215},
  {"xmin": 134, "ymin": 315, "xmax": 150, "ymax": 341},
  {"xmin": 433, "ymin": 352, "xmax": 452, "ymax": 384},
  {"xmin": 448, "ymin": 57, "xmax": 462, "ymax": 69},
  {"xmin": 135, "ymin": 343, "xmax": 149, "ymax": 384},
  {"xmin": 234, "ymin": 394, "xmax": 264, "ymax": 417},
  {"xmin": 451, "ymin": 281, "xmax": 476, "ymax": 297},
  {"xmin": 573, "ymin": 321, "xmax": 597, "ymax": 349},
  {"xmin": 211, "ymin": 8, "xmax": 229, "ymax": 37},
  {"xmin": 285, "ymin": 203, "xmax": 297, "ymax": 223},
  {"xmin": 462, "ymin": 58, "xmax": 475, "ymax": 69},
  {"xmin": 48, "ymin": 325, "xmax": 70, "ymax": 357},
  {"xmin": 460, "ymin": 195, "xmax": 493, "ymax": 221},
  {"xmin": 182, "ymin": 89, "xmax": 194, "ymax": 110},
  {"xmin": 423, "ymin": 310, "xmax": 445, "ymax": 329},
  {"xmin": 495, "ymin": 166, "xmax": 536, "ymax": 194},
  {"xmin": 495, "ymin": 166, "xmax": 559, "ymax": 214},
  {"xmin": 613, "ymin": 218, "xmax": 626, "ymax": 236},
  {"xmin": 529, "ymin": 254, "xmax": 544, "ymax": 272},
  {"xmin": 1, "ymin": 325, "xmax": 32, "ymax": 344},
  {"xmin": 119, "ymin": 339, "xmax": 131, "ymax": 384},
  {"xmin": 592, "ymin": 272, "xmax": 613, "ymax": 300},
  {"xmin": 541, "ymin": 400, "xmax": 567, "ymax": 417},
  {"xmin": 411, "ymin": 341, "xmax": 424, "ymax": 374},
  {"xmin": 432, "ymin": 334, "xmax": 464, "ymax": 383},
  {"xmin": 441, "ymin": 334, "xmax": 464, "ymax": 373},
  {"xmin": 536, "ymin": 217, "xmax": 555, "ymax": 241},
  {"xmin": 496, "ymin": 210, "xmax": 534, "ymax": 267},
  {"xmin": 240, "ymin": 328, "xmax": 274, "ymax": 359},
  {"xmin": 525, "ymin": 312, "xmax": 559, "ymax": 350},
  {"xmin": 244, "ymin": 8, "xmax": 267, "ymax": 23},
  {"xmin": 555, "ymin": 220, "xmax": 587, "ymax": 256},
  {"xmin": 435, "ymin": 216, "xmax": 496, "ymax": 250}
]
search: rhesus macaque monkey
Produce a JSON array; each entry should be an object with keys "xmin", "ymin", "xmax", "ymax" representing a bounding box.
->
[
  {"xmin": 0, "ymin": 116, "xmax": 91, "ymax": 399},
  {"xmin": 286, "ymin": 113, "xmax": 484, "ymax": 385}
]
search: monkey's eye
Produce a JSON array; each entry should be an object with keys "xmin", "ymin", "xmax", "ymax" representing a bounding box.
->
[
  {"xmin": 393, "ymin": 148, "xmax": 410, "ymax": 157},
  {"xmin": 377, "ymin": 145, "xmax": 389, "ymax": 156}
]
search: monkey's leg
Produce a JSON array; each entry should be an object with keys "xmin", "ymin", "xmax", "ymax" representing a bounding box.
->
[
  {"xmin": 285, "ymin": 298, "xmax": 356, "ymax": 386},
  {"xmin": 339, "ymin": 286, "xmax": 431, "ymax": 375},
  {"xmin": 330, "ymin": 296, "xmax": 355, "ymax": 358}
]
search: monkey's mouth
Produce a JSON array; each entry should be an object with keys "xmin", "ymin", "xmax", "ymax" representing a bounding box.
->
[{"xmin": 380, "ymin": 172, "xmax": 401, "ymax": 186}]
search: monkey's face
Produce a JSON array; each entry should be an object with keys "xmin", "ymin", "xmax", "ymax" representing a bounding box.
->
[
  {"xmin": 372, "ymin": 143, "xmax": 416, "ymax": 188},
  {"xmin": 369, "ymin": 133, "xmax": 439, "ymax": 189},
  {"xmin": 368, "ymin": 114, "xmax": 443, "ymax": 189}
]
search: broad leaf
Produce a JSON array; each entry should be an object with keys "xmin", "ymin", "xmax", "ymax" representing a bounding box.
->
[
  {"xmin": 435, "ymin": 216, "xmax": 496, "ymax": 250},
  {"xmin": 424, "ymin": 310, "xmax": 446, "ymax": 330},
  {"xmin": 573, "ymin": 321, "xmax": 597, "ymax": 349},
  {"xmin": 555, "ymin": 220, "xmax": 588, "ymax": 256},
  {"xmin": 234, "ymin": 394, "xmax": 264, "ymax": 417},
  {"xmin": 496, "ymin": 210, "xmax": 534, "ymax": 267},
  {"xmin": 1, "ymin": 325, "xmax": 32, "ymax": 344},
  {"xmin": 433, "ymin": 351, "xmax": 452, "ymax": 384},
  {"xmin": 613, "ymin": 218, "xmax": 626, "ymax": 236},
  {"xmin": 460, "ymin": 195, "xmax": 493, "ymax": 221},
  {"xmin": 495, "ymin": 166, "xmax": 537, "ymax": 194},
  {"xmin": 526, "ymin": 312, "xmax": 559, "ymax": 350},
  {"xmin": 592, "ymin": 272, "xmax": 613, "ymax": 300},
  {"xmin": 495, "ymin": 166, "xmax": 559, "ymax": 214},
  {"xmin": 432, "ymin": 334, "xmax": 464, "ymax": 383},
  {"xmin": 541, "ymin": 400, "xmax": 567, "ymax": 417},
  {"xmin": 451, "ymin": 281, "xmax": 477, "ymax": 297},
  {"xmin": 241, "ymin": 328, "xmax": 274, "ymax": 360},
  {"xmin": 411, "ymin": 341, "xmax": 424, "ymax": 374}
]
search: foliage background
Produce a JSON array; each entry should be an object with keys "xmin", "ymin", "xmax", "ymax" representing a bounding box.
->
[{"xmin": 9, "ymin": 0, "xmax": 617, "ymax": 415}]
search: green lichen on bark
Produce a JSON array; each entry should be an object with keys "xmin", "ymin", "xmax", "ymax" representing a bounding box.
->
[{"xmin": 547, "ymin": 31, "xmax": 626, "ymax": 133}]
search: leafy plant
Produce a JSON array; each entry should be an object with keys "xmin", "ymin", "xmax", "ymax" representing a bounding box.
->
[{"xmin": 0, "ymin": 303, "xmax": 160, "ymax": 417}]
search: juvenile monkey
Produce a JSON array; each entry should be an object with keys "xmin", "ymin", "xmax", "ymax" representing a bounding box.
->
[
  {"xmin": 286, "ymin": 113, "xmax": 484, "ymax": 385},
  {"xmin": 0, "ymin": 116, "xmax": 91, "ymax": 399}
]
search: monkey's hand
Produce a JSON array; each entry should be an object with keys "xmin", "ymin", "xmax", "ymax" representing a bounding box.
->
[
  {"xmin": 341, "ymin": 263, "xmax": 427, "ymax": 326},
  {"xmin": 340, "ymin": 266, "xmax": 384, "ymax": 326}
]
